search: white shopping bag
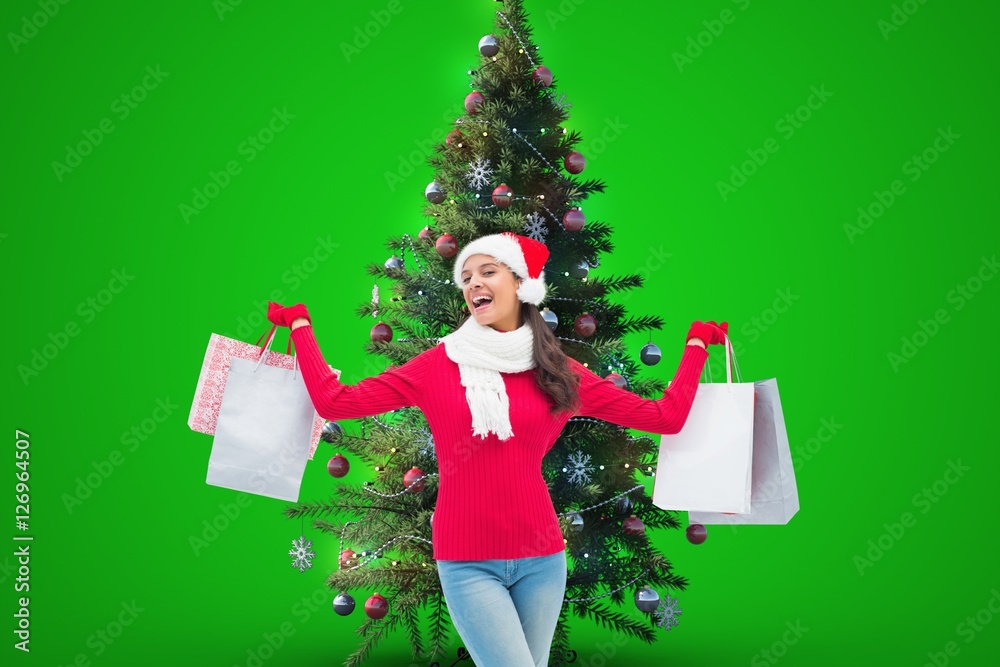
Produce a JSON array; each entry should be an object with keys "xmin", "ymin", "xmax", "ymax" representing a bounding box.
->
[
  {"xmin": 689, "ymin": 378, "xmax": 799, "ymax": 524},
  {"xmin": 652, "ymin": 336, "xmax": 755, "ymax": 513},
  {"xmin": 206, "ymin": 328, "xmax": 317, "ymax": 502}
]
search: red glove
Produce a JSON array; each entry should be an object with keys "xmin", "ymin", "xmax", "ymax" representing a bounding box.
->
[
  {"xmin": 267, "ymin": 301, "xmax": 312, "ymax": 327},
  {"xmin": 686, "ymin": 320, "xmax": 729, "ymax": 346}
]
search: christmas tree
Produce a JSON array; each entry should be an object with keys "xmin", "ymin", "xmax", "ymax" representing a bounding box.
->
[{"xmin": 285, "ymin": 2, "xmax": 689, "ymax": 664}]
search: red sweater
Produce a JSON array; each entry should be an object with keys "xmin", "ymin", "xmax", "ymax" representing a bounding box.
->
[{"xmin": 290, "ymin": 325, "xmax": 708, "ymax": 561}]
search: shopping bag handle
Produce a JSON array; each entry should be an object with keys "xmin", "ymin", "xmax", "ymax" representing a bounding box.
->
[
  {"xmin": 253, "ymin": 324, "xmax": 298, "ymax": 377},
  {"xmin": 702, "ymin": 334, "xmax": 743, "ymax": 385}
]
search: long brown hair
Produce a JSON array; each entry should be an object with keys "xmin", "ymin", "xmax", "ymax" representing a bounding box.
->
[{"xmin": 456, "ymin": 301, "xmax": 581, "ymax": 417}]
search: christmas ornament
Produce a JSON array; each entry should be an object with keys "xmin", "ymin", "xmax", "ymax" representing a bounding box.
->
[
  {"xmin": 616, "ymin": 495, "xmax": 633, "ymax": 514},
  {"xmin": 622, "ymin": 514, "xmax": 645, "ymax": 535},
  {"xmin": 289, "ymin": 536, "xmax": 315, "ymax": 573},
  {"xmin": 562, "ymin": 208, "xmax": 585, "ymax": 232},
  {"xmin": 403, "ymin": 467, "xmax": 425, "ymax": 492},
  {"xmin": 653, "ymin": 595, "xmax": 682, "ymax": 630},
  {"xmin": 419, "ymin": 225, "xmax": 433, "ymax": 241},
  {"xmin": 532, "ymin": 65, "xmax": 553, "ymax": 87},
  {"xmin": 466, "ymin": 156, "xmax": 494, "ymax": 190},
  {"xmin": 321, "ymin": 421, "xmax": 344, "ymax": 443},
  {"xmin": 327, "ymin": 453, "xmax": 349, "ymax": 478},
  {"xmin": 333, "ymin": 592, "xmax": 355, "ymax": 616},
  {"xmin": 524, "ymin": 211, "xmax": 547, "ymax": 242},
  {"xmin": 541, "ymin": 308, "xmax": 558, "ymax": 331},
  {"xmin": 491, "ymin": 184, "xmax": 513, "ymax": 207},
  {"xmin": 425, "ymin": 181, "xmax": 446, "ymax": 204},
  {"xmin": 446, "ymin": 128, "xmax": 463, "ymax": 147},
  {"xmin": 564, "ymin": 151, "xmax": 586, "ymax": 174},
  {"xmin": 478, "ymin": 34, "xmax": 499, "ymax": 57},
  {"xmin": 339, "ymin": 549, "xmax": 357, "ymax": 569},
  {"xmin": 574, "ymin": 313, "xmax": 596, "ymax": 337},
  {"xmin": 384, "ymin": 255, "xmax": 403, "ymax": 270},
  {"xmin": 686, "ymin": 523, "xmax": 707, "ymax": 545},
  {"xmin": 606, "ymin": 372, "xmax": 627, "ymax": 389},
  {"xmin": 570, "ymin": 260, "xmax": 589, "ymax": 280},
  {"xmin": 640, "ymin": 342, "xmax": 662, "ymax": 366},
  {"xmin": 365, "ymin": 592, "xmax": 389, "ymax": 620},
  {"xmin": 635, "ymin": 586, "xmax": 660, "ymax": 613},
  {"xmin": 370, "ymin": 322, "xmax": 393, "ymax": 342},
  {"xmin": 465, "ymin": 91, "xmax": 485, "ymax": 114},
  {"xmin": 435, "ymin": 234, "xmax": 458, "ymax": 258},
  {"xmin": 565, "ymin": 450, "xmax": 594, "ymax": 485},
  {"xmin": 567, "ymin": 511, "xmax": 584, "ymax": 531}
]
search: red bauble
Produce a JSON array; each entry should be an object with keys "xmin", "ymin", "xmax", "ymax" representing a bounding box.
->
[
  {"xmin": 686, "ymin": 523, "xmax": 708, "ymax": 545},
  {"xmin": 564, "ymin": 151, "xmax": 586, "ymax": 174},
  {"xmin": 365, "ymin": 592, "xmax": 389, "ymax": 620},
  {"xmin": 446, "ymin": 128, "xmax": 463, "ymax": 147},
  {"xmin": 606, "ymin": 372, "xmax": 627, "ymax": 389},
  {"xmin": 436, "ymin": 234, "xmax": 458, "ymax": 258},
  {"xmin": 339, "ymin": 549, "xmax": 357, "ymax": 569},
  {"xmin": 623, "ymin": 514, "xmax": 645, "ymax": 535},
  {"xmin": 419, "ymin": 225, "xmax": 433, "ymax": 241},
  {"xmin": 562, "ymin": 208, "xmax": 585, "ymax": 232},
  {"xmin": 532, "ymin": 65, "xmax": 553, "ymax": 87},
  {"xmin": 370, "ymin": 322, "xmax": 393, "ymax": 342},
  {"xmin": 574, "ymin": 313, "xmax": 596, "ymax": 337},
  {"xmin": 327, "ymin": 454, "xmax": 349, "ymax": 478},
  {"xmin": 403, "ymin": 467, "xmax": 426, "ymax": 492},
  {"xmin": 465, "ymin": 91, "xmax": 485, "ymax": 114},
  {"xmin": 491, "ymin": 184, "xmax": 513, "ymax": 208}
]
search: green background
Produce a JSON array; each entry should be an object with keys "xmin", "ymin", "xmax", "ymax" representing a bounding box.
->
[{"xmin": 4, "ymin": 0, "xmax": 998, "ymax": 665}]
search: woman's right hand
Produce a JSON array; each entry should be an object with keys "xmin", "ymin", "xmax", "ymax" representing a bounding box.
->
[
  {"xmin": 267, "ymin": 301, "xmax": 312, "ymax": 328},
  {"xmin": 686, "ymin": 320, "xmax": 728, "ymax": 347}
]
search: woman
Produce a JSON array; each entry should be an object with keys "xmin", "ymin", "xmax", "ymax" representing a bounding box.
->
[{"xmin": 266, "ymin": 232, "xmax": 727, "ymax": 667}]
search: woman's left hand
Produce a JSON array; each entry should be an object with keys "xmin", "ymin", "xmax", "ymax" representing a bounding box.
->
[{"xmin": 267, "ymin": 301, "xmax": 311, "ymax": 327}]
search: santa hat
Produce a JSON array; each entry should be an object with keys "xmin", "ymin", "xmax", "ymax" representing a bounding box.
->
[{"xmin": 452, "ymin": 232, "xmax": 549, "ymax": 306}]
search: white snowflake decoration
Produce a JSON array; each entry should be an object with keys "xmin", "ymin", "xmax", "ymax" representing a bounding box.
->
[
  {"xmin": 419, "ymin": 430, "xmax": 436, "ymax": 460},
  {"xmin": 565, "ymin": 450, "xmax": 595, "ymax": 486},
  {"xmin": 371, "ymin": 283, "xmax": 379, "ymax": 319},
  {"xmin": 289, "ymin": 536, "xmax": 316, "ymax": 573},
  {"xmin": 524, "ymin": 212, "xmax": 547, "ymax": 242},
  {"xmin": 653, "ymin": 595, "xmax": 682, "ymax": 630},
  {"xmin": 551, "ymin": 92, "xmax": 572, "ymax": 110},
  {"xmin": 465, "ymin": 156, "xmax": 493, "ymax": 190}
]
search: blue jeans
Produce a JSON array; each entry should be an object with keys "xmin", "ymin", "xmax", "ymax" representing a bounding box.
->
[{"xmin": 436, "ymin": 550, "xmax": 567, "ymax": 667}]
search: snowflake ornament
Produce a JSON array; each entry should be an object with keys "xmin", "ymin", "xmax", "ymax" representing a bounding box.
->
[
  {"xmin": 465, "ymin": 156, "xmax": 494, "ymax": 190},
  {"xmin": 551, "ymin": 92, "xmax": 572, "ymax": 110},
  {"xmin": 565, "ymin": 450, "xmax": 595, "ymax": 485},
  {"xmin": 653, "ymin": 595, "xmax": 682, "ymax": 631},
  {"xmin": 289, "ymin": 536, "xmax": 316, "ymax": 573},
  {"xmin": 419, "ymin": 430, "xmax": 436, "ymax": 460},
  {"xmin": 371, "ymin": 283, "xmax": 379, "ymax": 319},
  {"xmin": 524, "ymin": 212, "xmax": 547, "ymax": 242}
]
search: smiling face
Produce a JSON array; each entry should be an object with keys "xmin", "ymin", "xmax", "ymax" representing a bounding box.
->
[{"xmin": 461, "ymin": 254, "xmax": 524, "ymax": 332}]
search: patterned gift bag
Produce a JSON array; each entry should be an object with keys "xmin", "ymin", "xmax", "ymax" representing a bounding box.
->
[{"xmin": 188, "ymin": 326, "xmax": 337, "ymax": 459}]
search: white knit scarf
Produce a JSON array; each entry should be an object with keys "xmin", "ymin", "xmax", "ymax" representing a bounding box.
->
[{"xmin": 440, "ymin": 316, "xmax": 535, "ymax": 441}]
